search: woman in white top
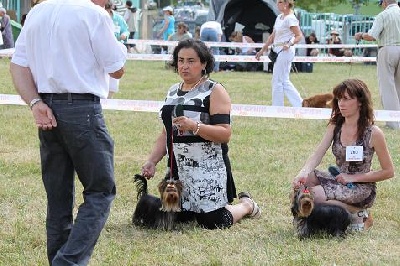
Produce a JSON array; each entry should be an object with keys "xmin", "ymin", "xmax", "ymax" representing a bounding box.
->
[{"xmin": 255, "ymin": 0, "xmax": 303, "ymax": 107}]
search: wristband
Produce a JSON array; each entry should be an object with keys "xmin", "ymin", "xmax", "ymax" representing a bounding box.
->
[
  {"xmin": 29, "ymin": 98, "xmax": 42, "ymax": 109},
  {"xmin": 193, "ymin": 121, "xmax": 201, "ymax": 135}
]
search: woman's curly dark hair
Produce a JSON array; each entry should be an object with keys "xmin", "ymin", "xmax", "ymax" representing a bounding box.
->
[
  {"xmin": 170, "ymin": 39, "xmax": 215, "ymax": 75},
  {"xmin": 329, "ymin": 78, "xmax": 375, "ymax": 140}
]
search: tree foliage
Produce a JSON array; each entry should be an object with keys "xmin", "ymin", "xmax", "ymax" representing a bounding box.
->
[{"xmin": 296, "ymin": 0, "xmax": 371, "ymax": 12}]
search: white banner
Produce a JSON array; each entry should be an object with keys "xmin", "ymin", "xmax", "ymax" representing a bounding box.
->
[
  {"xmin": 126, "ymin": 39, "xmax": 378, "ymax": 49},
  {"xmin": 126, "ymin": 53, "xmax": 376, "ymax": 63},
  {"xmin": 1, "ymin": 94, "xmax": 399, "ymax": 121}
]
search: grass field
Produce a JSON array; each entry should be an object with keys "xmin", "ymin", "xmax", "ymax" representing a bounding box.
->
[{"xmin": 0, "ymin": 58, "xmax": 399, "ymax": 265}]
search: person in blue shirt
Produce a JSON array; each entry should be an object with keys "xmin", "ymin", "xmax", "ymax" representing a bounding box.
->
[
  {"xmin": 158, "ymin": 6, "xmax": 175, "ymax": 41},
  {"xmin": 105, "ymin": 2, "xmax": 130, "ymax": 98},
  {"xmin": 106, "ymin": 2, "xmax": 130, "ymax": 43}
]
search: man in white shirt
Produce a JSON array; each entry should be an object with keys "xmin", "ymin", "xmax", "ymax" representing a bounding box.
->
[
  {"xmin": 355, "ymin": 0, "xmax": 400, "ymax": 129},
  {"xmin": 10, "ymin": 0, "xmax": 127, "ymax": 265}
]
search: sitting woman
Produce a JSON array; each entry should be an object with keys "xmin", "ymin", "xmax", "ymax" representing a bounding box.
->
[
  {"xmin": 229, "ymin": 30, "xmax": 260, "ymax": 71},
  {"xmin": 229, "ymin": 30, "xmax": 256, "ymax": 55},
  {"xmin": 168, "ymin": 22, "xmax": 193, "ymax": 53},
  {"xmin": 141, "ymin": 39, "xmax": 261, "ymax": 229},
  {"xmin": 327, "ymin": 30, "xmax": 352, "ymax": 57},
  {"xmin": 305, "ymin": 32, "xmax": 319, "ymax": 57},
  {"xmin": 168, "ymin": 22, "xmax": 192, "ymax": 42},
  {"xmin": 292, "ymin": 78, "xmax": 394, "ymax": 232}
]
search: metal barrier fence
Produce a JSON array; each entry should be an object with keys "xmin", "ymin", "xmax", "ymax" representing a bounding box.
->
[{"xmin": 296, "ymin": 11, "xmax": 375, "ymax": 46}]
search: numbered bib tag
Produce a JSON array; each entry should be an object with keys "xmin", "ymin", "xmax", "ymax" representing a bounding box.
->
[{"xmin": 346, "ymin": 146, "xmax": 363, "ymax": 161}]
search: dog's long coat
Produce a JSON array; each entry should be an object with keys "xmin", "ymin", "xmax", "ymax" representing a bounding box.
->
[{"xmin": 132, "ymin": 174, "xmax": 182, "ymax": 230}]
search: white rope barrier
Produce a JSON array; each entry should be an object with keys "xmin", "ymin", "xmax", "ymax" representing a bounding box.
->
[
  {"xmin": 126, "ymin": 39, "xmax": 378, "ymax": 49},
  {"xmin": 127, "ymin": 53, "xmax": 376, "ymax": 63},
  {"xmin": 0, "ymin": 48, "xmax": 376, "ymax": 63},
  {"xmin": 1, "ymin": 94, "xmax": 399, "ymax": 121}
]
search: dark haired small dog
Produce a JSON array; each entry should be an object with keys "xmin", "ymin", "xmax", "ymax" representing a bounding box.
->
[
  {"xmin": 302, "ymin": 93, "xmax": 334, "ymax": 108},
  {"xmin": 132, "ymin": 174, "xmax": 183, "ymax": 230},
  {"xmin": 290, "ymin": 185, "xmax": 351, "ymax": 239}
]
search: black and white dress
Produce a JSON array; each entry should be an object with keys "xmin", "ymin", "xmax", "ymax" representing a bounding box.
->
[{"xmin": 160, "ymin": 79, "xmax": 235, "ymax": 213}]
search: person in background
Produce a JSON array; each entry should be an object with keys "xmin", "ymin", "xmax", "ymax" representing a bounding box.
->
[
  {"xmin": 142, "ymin": 39, "xmax": 261, "ymax": 230},
  {"xmin": 200, "ymin": 20, "xmax": 223, "ymax": 72},
  {"xmin": 355, "ymin": 0, "xmax": 400, "ymax": 130},
  {"xmin": 229, "ymin": 30, "xmax": 259, "ymax": 71},
  {"xmin": 194, "ymin": 26, "xmax": 201, "ymax": 40},
  {"xmin": 168, "ymin": 22, "xmax": 192, "ymax": 42},
  {"xmin": 196, "ymin": 1, "xmax": 205, "ymax": 9},
  {"xmin": 305, "ymin": 32, "xmax": 319, "ymax": 57},
  {"xmin": 21, "ymin": 14, "xmax": 27, "ymax": 27},
  {"xmin": 229, "ymin": 30, "xmax": 256, "ymax": 55},
  {"xmin": 0, "ymin": 7, "xmax": 14, "ymax": 49},
  {"xmin": 292, "ymin": 79, "xmax": 394, "ymax": 232},
  {"xmin": 158, "ymin": 6, "xmax": 175, "ymax": 41},
  {"xmin": 327, "ymin": 30, "xmax": 352, "ymax": 57},
  {"xmin": 9, "ymin": 0, "xmax": 126, "ymax": 264},
  {"xmin": 124, "ymin": 0, "xmax": 139, "ymax": 53},
  {"xmin": 255, "ymin": 0, "xmax": 303, "ymax": 107},
  {"xmin": 157, "ymin": 5, "xmax": 175, "ymax": 54},
  {"xmin": 105, "ymin": 1, "xmax": 130, "ymax": 98},
  {"xmin": 167, "ymin": 22, "xmax": 192, "ymax": 54}
]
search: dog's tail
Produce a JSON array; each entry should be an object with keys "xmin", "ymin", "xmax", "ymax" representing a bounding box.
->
[{"xmin": 133, "ymin": 174, "xmax": 148, "ymax": 200}]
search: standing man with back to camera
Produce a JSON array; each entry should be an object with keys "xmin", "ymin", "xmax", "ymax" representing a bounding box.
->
[
  {"xmin": 200, "ymin": 20, "xmax": 223, "ymax": 72},
  {"xmin": 355, "ymin": 0, "xmax": 400, "ymax": 130},
  {"xmin": 10, "ymin": 0, "xmax": 127, "ymax": 265}
]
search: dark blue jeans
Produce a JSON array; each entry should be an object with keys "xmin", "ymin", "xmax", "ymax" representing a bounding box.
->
[
  {"xmin": 39, "ymin": 94, "xmax": 116, "ymax": 266},
  {"xmin": 200, "ymin": 28, "xmax": 220, "ymax": 72}
]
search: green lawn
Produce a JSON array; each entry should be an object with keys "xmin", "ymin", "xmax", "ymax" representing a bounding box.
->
[{"xmin": 1, "ymin": 58, "xmax": 399, "ymax": 265}]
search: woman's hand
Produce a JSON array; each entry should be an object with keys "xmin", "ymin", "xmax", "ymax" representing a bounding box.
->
[
  {"xmin": 282, "ymin": 44, "xmax": 290, "ymax": 51},
  {"xmin": 172, "ymin": 116, "xmax": 197, "ymax": 132},
  {"xmin": 255, "ymin": 49, "xmax": 265, "ymax": 61},
  {"xmin": 283, "ymin": 41, "xmax": 293, "ymax": 51},
  {"xmin": 335, "ymin": 173, "xmax": 353, "ymax": 186},
  {"xmin": 292, "ymin": 176, "xmax": 306, "ymax": 189},
  {"xmin": 142, "ymin": 161, "xmax": 156, "ymax": 179}
]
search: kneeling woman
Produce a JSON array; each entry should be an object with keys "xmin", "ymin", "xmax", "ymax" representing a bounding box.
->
[
  {"xmin": 293, "ymin": 79, "xmax": 394, "ymax": 231},
  {"xmin": 141, "ymin": 39, "xmax": 261, "ymax": 229}
]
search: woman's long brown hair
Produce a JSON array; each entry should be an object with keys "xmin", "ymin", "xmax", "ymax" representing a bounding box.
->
[{"xmin": 329, "ymin": 79, "xmax": 375, "ymax": 141}]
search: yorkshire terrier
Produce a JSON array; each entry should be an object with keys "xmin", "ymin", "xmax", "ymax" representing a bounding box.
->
[
  {"xmin": 132, "ymin": 174, "xmax": 183, "ymax": 230},
  {"xmin": 302, "ymin": 93, "xmax": 334, "ymax": 108},
  {"xmin": 290, "ymin": 185, "xmax": 350, "ymax": 239}
]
